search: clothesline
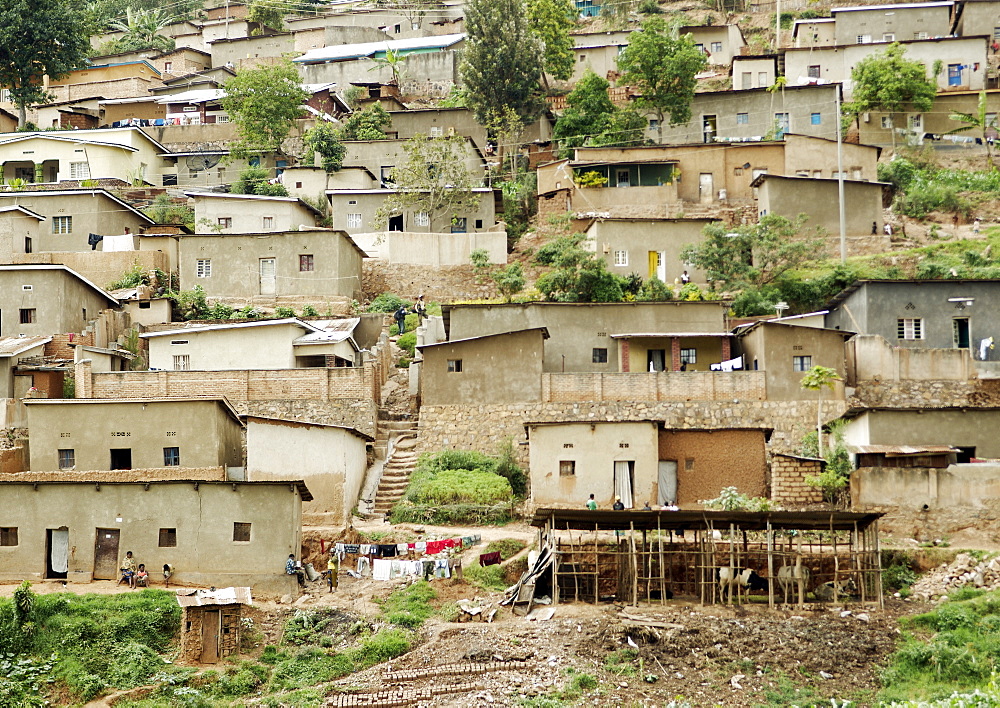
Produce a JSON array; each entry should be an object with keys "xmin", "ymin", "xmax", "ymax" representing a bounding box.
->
[{"xmin": 332, "ymin": 534, "xmax": 481, "ymax": 560}]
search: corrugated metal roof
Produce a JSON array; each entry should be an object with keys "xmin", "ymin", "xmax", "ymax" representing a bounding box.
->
[
  {"xmin": 294, "ymin": 33, "xmax": 464, "ymax": 64},
  {"xmin": 530, "ymin": 508, "xmax": 882, "ymax": 532},
  {"xmin": 850, "ymin": 444, "xmax": 958, "ymax": 456},
  {"xmin": 0, "ymin": 336, "xmax": 51, "ymax": 356},
  {"xmin": 176, "ymin": 587, "xmax": 252, "ymax": 607}
]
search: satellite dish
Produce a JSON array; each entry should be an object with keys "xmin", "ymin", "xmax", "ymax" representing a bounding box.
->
[{"xmin": 185, "ymin": 154, "xmax": 221, "ymax": 171}]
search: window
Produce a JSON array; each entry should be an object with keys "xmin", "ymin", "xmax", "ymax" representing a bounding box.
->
[
  {"xmin": 909, "ymin": 114, "xmax": 923, "ymax": 130},
  {"xmin": 680, "ymin": 348, "xmax": 697, "ymax": 364},
  {"xmin": 451, "ymin": 217, "xmax": 467, "ymax": 233},
  {"xmin": 475, "ymin": 219, "xmax": 483, "ymax": 229},
  {"xmin": 233, "ymin": 522, "xmax": 251, "ymax": 542},
  {"xmin": 0, "ymin": 527, "xmax": 17, "ymax": 546},
  {"xmin": 299, "ymin": 254, "xmax": 314, "ymax": 272},
  {"xmin": 774, "ymin": 113, "xmax": 790, "ymax": 136},
  {"xmin": 808, "ymin": 65, "xmax": 821, "ymax": 79},
  {"xmin": 163, "ymin": 61, "xmax": 173, "ymax": 72},
  {"xmin": 158, "ymin": 528, "xmax": 177, "ymax": 547},
  {"xmin": 69, "ymin": 162, "xmax": 90, "ymax": 179},
  {"xmin": 262, "ymin": 216, "xmax": 274, "ymax": 230},
  {"xmin": 447, "ymin": 359, "xmax": 463, "ymax": 373},
  {"xmin": 915, "ymin": 31, "xmax": 929, "ymax": 40},
  {"xmin": 736, "ymin": 112, "xmax": 749, "ymax": 125},
  {"xmin": 796, "ymin": 170, "xmax": 810, "ymax": 177},
  {"xmin": 414, "ymin": 211, "xmax": 430, "ymax": 227},
  {"xmin": 18, "ymin": 308, "xmax": 35, "ymax": 325},
  {"xmin": 710, "ymin": 41, "xmax": 722, "ymax": 53},
  {"xmin": 882, "ymin": 33, "xmax": 895, "ymax": 42},
  {"xmin": 173, "ymin": 355, "xmax": 190, "ymax": 371},
  {"xmin": 741, "ymin": 71, "xmax": 751, "ymax": 89},
  {"xmin": 52, "ymin": 216, "xmax": 72, "ymax": 234},
  {"xmin": 430, "ymin": 126, "xmax": 443, "ymax": 137},
  {"xmin": 758, "ymin": 71, "xmax": 768, "ymax": 85},
  {"xmin": 110, "ymin": 448, "xmax": 132, "ymax": 470},
  {"xmin": 592, "ymin": 347, "xmax": 608, "ymax": 363},
  {"xmin": 57, "ymin": 449, "xmax": 75, "ymax": 469},
  {"xmin": 217, "ymin": 217, "xmax": 232, "ymax": 228},
  {"xmin": 559, "ymin": 460, "xmax": 576, "ymax": 476},
  {"xmin": 881, "ymin": 116, "xmax": 893, "ymax": 129},
  {"xmin": 196, "ymin": 259, "xmax": 211, "ymax": 278},
  {"xmin": 347, "ymin": 213, "xmax": 363, "ymax": 228},
  {"xmin": 811, "ymin": 112, "xmax": 822, "ymax": 125},
  {"xmin": 856, "ymin": 34, "xmax": 871, "ymax": 44},
  {"xmin": 648, "ymin": 118, "xmax": 659, "ymax": 130},
  {"xmin": 163, "ymin": 447, "xmax": 180, "ymax": 466},
  {"xmin": 792, "ymin": 355, "xmax": 813, "ymax": 371},
  {"xmin": 613, "ymin": 249, "xmax": 628, "ymax": 266},
  {"xmin": 897, "ymin": 318, "xmax": 924, "ymax": 340}
]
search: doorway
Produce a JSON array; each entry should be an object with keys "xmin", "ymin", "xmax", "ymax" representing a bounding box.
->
[
  {"xmin": 647, "ymin": 251, "xmax": 666, "ymax": 281},
  {"xmin": 388, "ymin": 214, "xmax": 404, "ymax": 231},
  {"xmin": 259, "ymin": 258, "xmax": 276, "ymax": 296},
  {"xmin": 657, "ymin": 461, "xmax": 678, "ymax": 506},
  {"xmin": 202, "ymin": 609, "xmax": 221, "ymax": 663},
  {"xmin": 93, "ymin": 528, "xmax": 120, "ymax": 580},
  {"xmin": 615, "ymin": 169, "xmax": 630, "ymax": 187},
  {"xmin": 647, "ymin": 349, "xmax": 666, "ymax": 372},
  {"xmin": 954, "ymin": 318, "xmax": 970, "ymax": 350},
  {"xmin": 699, "ymin": 173, "xmax": 714, "ymax": 204},
  {"xmin": 702, "ymin": 115, "xmax": 717, "ymax": 143},
  {"xmin": 613, "ymin": 461, "xmax": 634, "ymax": 508},
  {"xmin": 45, "ymin": 527, "xmax": 69, "ymax": 579},
  {"xmin": 110, "ymin": 448, "xmax": 132, "ymax": 470}
]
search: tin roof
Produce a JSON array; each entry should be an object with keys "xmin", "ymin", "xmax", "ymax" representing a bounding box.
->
[
  {"xmin": 530, "ymin": 508, "xmax": 882, "ymax": 532},
  {"xmin": 176, "ymin": 586, "xmax": 252, "ymax": 607}
]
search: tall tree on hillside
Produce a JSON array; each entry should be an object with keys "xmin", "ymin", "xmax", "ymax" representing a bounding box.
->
[
  {"xmin": 553, "ymin": 70, "xmax": 646, "ymax": 156},
  {"xmin": 0, "ymin": 0, "xmax": 90, "ymax": 128},
  {"xmin": 248, "ymin": 0, "xmax": 291, "ymax": 32},
  {"xmin": 222, "ymin": 60, "xmax": 309, "ymax": 158},
  {"xmin": 461, "ymin": 0, "xmax": 545, "ymax": 128},
  {"xmin": 800, "ymin": 365, "xmax": 840, "ymax": 457},
  {"xmin": 108, "ymin": 7, "xmax": 175, "ymax": 52},
  {"xmin": 616, "ymin": 17, "xmax": 707, "ymax": 143},
  {"xmin": 845, "ymin": 42, "xmax": 936, "ymax": 151},
  {"xmin": 526, "ymin": 0, "xmax": 577, "ymax": 88}
]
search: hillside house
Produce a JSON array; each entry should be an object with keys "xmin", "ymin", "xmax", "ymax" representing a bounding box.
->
[
  {"xmin": 0, "ymin": 336, "xmax": 51, "ymax": 398},
  {"xmin": 342, "ymin": 136, "xmax": 487, "ymax": 188},
  {"xmin": 45, "ymin": 60, "xmax": 163, "ymax": 103},
  {"xmin": 792, "ymin": 18, "xmax": 838, "ymax": 47},
  {"xmin": 0, "ymin": 264, "xmax": 119, "ymax": 338},
  {"xmin": 681, "ymin": 24, "xmax": 747, "ymax": 66},
  {"xmin": 584, "ymin": 217, "xmax": 711, "ymax": 284},
  {"xmin": 731, "ymin": 55, "xmax": 779, "ymax": 90},
  {"xmin": 0, "ymin": 205, "xmax": 44, "ymax": 258},
  {"xmin": 143, "ymin": 318, "xmax": 361, "ymax": 371},
  {"xmin": 327, "ymin": 186, "xmax": 496, "ymax": 234},
  {"xmin": 842, "ymin": 407, "xmax": 1000, "ymax": 460},
  {"xmin": 831, "ymin": 1, "xmax": 954, "ymax": 45},
  {"xmin": 0, "ymin": 480, "xmax": 308, "ymax": 593},
  {"xmin": 187, "ymin": 192, "xmax": 324, "ymax": 234}
]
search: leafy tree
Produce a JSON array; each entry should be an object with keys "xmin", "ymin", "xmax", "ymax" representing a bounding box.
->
[
  {"xmin": 461, "ymin": 0, "xmax": 545, "ymax": 127},
  {"xmin": 553, "ymin": 70, "xmax": 646, "ymax": 156},
  {"xmin": 681, "ymin": 214, "xmax": 824, "ymax": 290},
  {"xmin": 0, "ymin": 0, "xmax": 91, "ymax": 127},
  {"xmin": 221, "ymin": 60, "xmax": 309, "ymax": 158},
  {"xmin": 800, "ymin": 365, "xmax": 840, "ymax": 457},
  {"xmin": 949, "ymin": 91, "xmax": 997, "ymax": 171},
  {"xmin": 492, "ymin": 262, "xmax": 526, "ymax": 302},
  {"xmin": 232, "ymin": 165, "xmax": 289, "ymax": 196},
  {"xmin": 373, "ymin": 134, "xmax": 483, "ymax": 231},
  {"xmin": 340, "ymin": 105, "xmax": 391, "ymax": 140},
  {"xmin": 85, "ymin": 0, "xmax": 202, "ymax": 34},
  {"xmin": 107, "ymin": 7, "xmax": 174, "ymax": 52},
  {"xmin": 535, "ymin": 233, "xmax": 624, "ymax": 302},
  {"xmin": 368, "ymin": 48, "xmax": 407, "ymax": 87},
  {"xmin": 616, "ymin": 17, "xmax": 707, "ymax": 143},
  {"xmin": 526, "ymin": 0, "xmax": 576, "ymax": 87},
  {"xmin": 845, "ymin": 42, "xmax": 936, "ymax": 150},
  {"xmin": 248, "ymin": 0, "xmax": 290, "ymax": 32},
  {"xmin": 303, "ymin": 122, "xmax": 346, "ymax": 172}
]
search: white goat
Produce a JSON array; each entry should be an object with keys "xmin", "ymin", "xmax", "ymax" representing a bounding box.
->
[{"xmin": 776, "ymin": 564, "xmax": 812, "ymax": 604}]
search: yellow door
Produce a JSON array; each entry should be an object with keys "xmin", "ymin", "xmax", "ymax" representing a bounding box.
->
[{"xmin": 648, "ymin": 251, "xmax": 658, "ymax": 279}]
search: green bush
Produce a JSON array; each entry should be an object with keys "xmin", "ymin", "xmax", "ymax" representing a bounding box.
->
[
  {"xmin": 639, "ymin": 277, "xmax": 673, "ymax": 301},
  {"xmin": 389, "ymin": 501, "xmax": 515, "ymax": 526},
  {"xmin": 366, "ymin": 292, "xmax": 409, "ymax": 313},
  {"xmin": 107, "ymin": 264, "xmax": 148, "ymax": 291},
  {"xmin": 465, "ymin": 564, "xmax": 509, "ymax": 591},
  {"xmin": 397, "ymin": 331, "xmax": 417, "ymax": 356},
  {"xmin": 894, "ymin": 182, "xmax": 971, "ymax": 219},
  {"xmin": 484, "ymin": 538, "xmax": 527, "ymax": 560},
  {"xmin": 301, "ymin": 305, "xmax": 319, "ymax": 316}
]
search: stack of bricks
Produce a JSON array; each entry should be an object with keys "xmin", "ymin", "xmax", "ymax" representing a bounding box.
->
[
  {"xmin": 383, "ymin": 660, "xmax": 528, "ymax": 682},
  {"xmin": 771, "ymin": 453, "xmax": 825, "ymax": 506},
  {"xmin": 328, "ymin": 682, "xmax": 483, "ymax": 707}
]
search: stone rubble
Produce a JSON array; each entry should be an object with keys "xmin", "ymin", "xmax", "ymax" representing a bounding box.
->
[{"xmin": 909, "ymin": 552, "xmax": 1000, "ymax": 602}]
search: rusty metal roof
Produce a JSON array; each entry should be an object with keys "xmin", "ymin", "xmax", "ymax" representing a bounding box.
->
[
  {"xmin": 850, "ymin": 444, "xmax": 958, "ymax": 456},
  {"xmin": 176, "ymin": 587, "xmax": 252, "ymax": 607},
  {"xmin": 530, "ymin": 508, "xmax": 883, "ymax": 532}
]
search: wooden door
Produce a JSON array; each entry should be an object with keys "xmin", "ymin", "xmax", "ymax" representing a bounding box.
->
[
  {"xmin": 201, "ymin": 610, "xmax": 220, "ymax": 663},
  {"xmin": 259, "ymin": 258, "xmax": 276, "ymax": 296},
  {"xmin": 93, "ymin": 528, "xmax": 120, "ymax": 580}
]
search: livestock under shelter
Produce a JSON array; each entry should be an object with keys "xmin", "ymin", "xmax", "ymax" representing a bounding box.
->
[{"xmin": 509, "ymin": 509, "xmax": 884, "ymax": 612}]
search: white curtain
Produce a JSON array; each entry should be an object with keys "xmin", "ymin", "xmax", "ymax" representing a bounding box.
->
[
  {"xmin": 614, "ymin": 461, "xmax": 634, "ymax": 509},
  {"xmin": 50, "ymin": 528, "xmax": 69, "ymax": 573}
]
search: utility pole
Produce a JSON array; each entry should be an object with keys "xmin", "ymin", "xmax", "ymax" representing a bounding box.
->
[{"xmin": 836, "ymin": 83, "xmax": 847, "ymax": 264}]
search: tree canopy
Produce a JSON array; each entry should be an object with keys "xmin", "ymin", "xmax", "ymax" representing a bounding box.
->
[
  {"xmin": 340, "ymin": 105, "xmax": 392, "ymax": 140},
  {"xmin": 616, "ymin": 17, "xmax": 707, "ymax": 143},
  {"xmin": 525, "ymin": 0, "xmax": 577, "ymax": 85},
  {"xmin": 0, "ymin": 0, "xmax": 91, "ymax": 127},
  {"xmin": 553, "ymin": 70, "xmax": 647, "ymax": 156},
  {"xmin": 534, "ymin": 233, "xmax": 625, "ymax": 302},
  {"xmin": 303, "ymin": 122, "xmax": 346, "ymax": 172},
  {"xmin": 461, "ymin": 0, "xmax": 545, "ymax": 128},
  {"xmin": 373, "ymin": 134, "xmax": 484, "ymax": 232},
  {"xmin": 106, "ymin": 7, "xmax": 175, "ymax": 53},
  {"xmin": 949, "ymin": 90, "xmax": 996, "ymax": 170},
  {"xmin": 681, "ymin": 214, "xmax": 825, "ymax": 290},
  {"xmin": 221, "ymin": 60, "xmax": 309, "ymax": 158}
]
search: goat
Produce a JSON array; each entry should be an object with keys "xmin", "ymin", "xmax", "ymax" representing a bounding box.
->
[
  {"xmin": 776, "ymin": 564, "xmax": 812, "ymax": 604},
  {"xmin": 716, "ymin": 567, "xmax": 768, "ymax": 603},
  {"xmin": 814, "ymin": 577, "xmax": 857, "ymax": 601}
]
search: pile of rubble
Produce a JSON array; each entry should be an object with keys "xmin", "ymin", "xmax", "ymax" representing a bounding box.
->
[{"xmin": 909, "ymin": 552, "xmax": 1000, "ymax": 602}]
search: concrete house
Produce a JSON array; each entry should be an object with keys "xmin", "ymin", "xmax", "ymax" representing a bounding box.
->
[
  {"xmin": 418, "ymin": 328, "xmax": 549, "ymax": 405},
  {"xmin": 143, "ymin": 318, "xmax": 361, "ymax": 371},
  {"xmin": 342, "ymin": 136, "xmax": 486, "ymax": 188},
  {"xmin": 0, "ymin": 190, "xmax": 155, "ymax": 252},
  {"xmin": 825, "ymin": 280, "xmax": 1000, "ymax": 360},
  {"xmin": 793, "ymin": 18, "xmax": 838, "ymax": 47},
  {"xmin": 445, "ymin": 301, "xmax": 729, "ymax": 373},
  {"xmin": 830, "ymin": 1, "xmax": 954, "ymax": 45},
  {"xmin": 731, "ymin": 55, "xmax": 779, "ymax": 90},
  {"xmin": 0, "ymin": 479, "xmax": 308, "ymax": 593},
  {"xmin": 0, "ymin": 264, "xmax": 119, "ymax": 338},
  {"xmin": 176, "ymin": 230, "xmax": 365, "ymax": 302},
  {"xmin": 526, "ymin": 421, "xmax": 770, "ymax": 509},
  {"xmin": 45, "ymin": 60, "xmax": 163, "ymax": 103},
  {"xmin": 187, "ymin": 192, "xmax": 323, "ymax": 234},
  {"xmin": 0, "ymin": 336, "xmax": 51, "ymax": 398},
  {"xmin": 327, "ymin": 186, "xmax": 496, "ymax": 235},
  {"xmin": 245, "ymin": 416, "xmax": 372, "ymax": 524},
  {"xmin": 842, "ymin": 407, "xmax": 1000, "ymax": 460},
  {"xmin": 23, "ymin": 397, "xmax": 244, "ymax": 474},
  {"xmin": 855, "ymin": 89, "xmax": 1000, "ymax": 147},
  {"xmin": 584, "ymin": 218, "xmax": 711, "ymax": 284},
  {"xmin": 784, "ymin": 36, "xmax": 987, "ymax": 97},
  {"xmin": 681, "ymin": 24, "xmax": 747, "ymax": 66},
  {"xmin": 0, "ymin": 205, "xmax": 44, "ymax": 258},
  {"xmin": 735, "ymin": 321, "xmax": 852, "ymax": 401},
  {"xmin": 955, "ymin": 0, "xmax": 1000, "ymax": 38}
]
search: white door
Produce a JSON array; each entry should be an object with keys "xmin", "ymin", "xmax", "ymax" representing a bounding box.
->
[
  {"xmin": 657, "ymin": 461, "xmax": 678, "ymax": 506},
  {"xmin": 699, "ymin": 173, "xmax": 714, "ymax": 204},
  {"xmin": 616, "ymin": 169, "xmax": 630, "ymax": 188},
  {"xmin": 259, "ymin": 258, "xmax": 276, "ymax": 296},
  {"xmin": 50, "ymin": 527, "xmax": 69, "ymax": 574},
  {"xmin": 656, "ymin": 251, "xmax": 666, "ymax": 282}
]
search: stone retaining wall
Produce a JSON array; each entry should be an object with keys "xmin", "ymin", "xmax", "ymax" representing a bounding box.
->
[{"xmin": 850, "ymin": 378, "xmax": 1000, "ymax": 408}]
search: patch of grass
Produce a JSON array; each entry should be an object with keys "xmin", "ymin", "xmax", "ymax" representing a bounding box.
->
[
  {"xmin": 465, "ymin": 564, "xmax": 509, "ymax": 592},
  {"xmin": 380, "ymin": 581, "xmax": 436, "ymax": 628},
  {"xmin": 603, "ymin": 648, "xmax": 640, "ymax": 676},
  {"xmin": 758, "ymin": 670, "xmax": 826, "ymax": 706},
  {"xmin": 485, "ymin": 538, "xmax": 527, "ymax": 560}
]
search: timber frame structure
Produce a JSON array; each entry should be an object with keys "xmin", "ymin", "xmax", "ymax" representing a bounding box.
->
[{"xmin": 520, "ymin": 509, "xmax": 884, "ymax": 610}]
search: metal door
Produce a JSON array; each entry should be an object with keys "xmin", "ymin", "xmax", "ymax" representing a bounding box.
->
[
  {"xmin": 93, "ymin": 528, "xmax": 120, "ymax": 580},
  {"xmin": 259, "ymin": 258, "xmax": 276, "ymax": 296},
  {"xmin": 699, "ymin": 173, "xmax": 714, "ymax": 204},
  {"xmin": 948, "ymin": 64, "xmax": 962, "ymax": 87},
  {"xmin": 202, "ymin": 610, "xmax": 220, "ymax": 663}
]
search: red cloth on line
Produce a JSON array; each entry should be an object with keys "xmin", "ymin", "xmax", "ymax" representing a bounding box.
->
[
  {"xmin": 441, "ymin": 538, "xmax": 458, "ymax": 549},
  {"xmin": 425, "ymin": 540, "xmax": 444, "ymax": 554},
  {"xmin": 479, "ymin": 551, "xmax": 502, "ymax": 567}
]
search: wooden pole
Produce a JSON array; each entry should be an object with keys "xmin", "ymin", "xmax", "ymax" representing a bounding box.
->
[
  {"xmin": 766, "ymin": 520, "xmax": 775, "ymax": 609},
  {"xmin": 593, "ymin": 522, "xmax": 599, "ymax": 605},
  {"xmin": 630, "ymin": 522, "xmax": 638, "ymax": 607},
  {"xmin": 658, "ymin": 516, "xmax": 666, "ymax": 606}
]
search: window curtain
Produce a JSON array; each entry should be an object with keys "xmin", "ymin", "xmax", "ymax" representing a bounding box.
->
[{"xmin": 614, "ymin": 461, "xmax": 634, "ymax": 509}]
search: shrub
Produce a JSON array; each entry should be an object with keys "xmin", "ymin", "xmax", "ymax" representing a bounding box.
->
[
  {"xmin": 207, "ymin": 302, "xmax": 235, "ymax": 320},
  {"xmin": 639, "ymin": 277, "xmax": 673, "ymax": 301},
  {"xmin": 107, "ymin": 264, "xmax": 148, "ymax": 291},
  {"xmin": 366, "ymin": 292, "xmax": 409, "ymax": 313},
  {"xmin": 415, "ymin": 468, "xmax": 512, "ymax": 505},
  {"xmin": 484, "ymin": 538, "xmax": 527, "ymax": 560},
  {"xmin": 274, "ymin": 306, "xmax": 296, "ymax": 317},
  {"xmin": 397, "ymin": 331, "xmax": 416, "ymax": 356},
  {"xmin": 381, "ymin": 583, "xmax": 436, "ymax": 628},
  {"xmin": 465, "ymin": 564, "xmax": 509, "ymax": 591},
  {"xmin": 301, "ymin": 305, "xmax": 319, "ymax": 316}
]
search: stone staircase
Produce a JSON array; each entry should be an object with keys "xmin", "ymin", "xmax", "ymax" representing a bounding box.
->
[{"xmin": 370, "ymin": 414, "xmax": 420, "ymax": 517}]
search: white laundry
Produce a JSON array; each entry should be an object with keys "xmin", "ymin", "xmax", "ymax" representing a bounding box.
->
[{"xmin": 102, "ymin": 234, "xmax": 135, "ymax": 252}]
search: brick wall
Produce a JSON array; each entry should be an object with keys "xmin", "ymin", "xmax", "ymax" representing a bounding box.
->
[
  {"xmin": 771, "ymin": 455, "xmax": 825, "ymax": 506},
  {"xmin": 541, "ymin": 371, "xmax": 767, "ymax": 403},
  {"xmin": 46, "ymin": 332, "xmax": 93, "ymax": 360},
  {"xmin": 0, "ymin": 467, "xmax": 227, "ymax": 482}
]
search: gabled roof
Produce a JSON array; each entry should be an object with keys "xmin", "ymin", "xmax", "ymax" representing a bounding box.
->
[
  {"xmin": 0, "ymin": 336, "xmax": 51, "ymax": 356},
  {"xmin": 142, "ymin": 317, "xmax": 323, "ymax": 339},
  {"xmin": 0, "ymin": 189, "xmax": 155, "ymax": 225},
  {"xmin": 0, "ymin": 205, "xmax": 45, "ymax": 221},
  {"xmin": 0, "ymin": 126, "xmax": 169, "ymax": 155},
  {"xmin": 294, "ymin": 33, "xmax": 465, "ymax": 64},
  {"xmin": 156, "ymin": 88, "xmax": 226, "ymax": 104},
  {"xmin": 23, "ymin": 395, "xmax": 244, "ymax": 425},
  {"xmin": 0, "ymin": 264, "xmax": 118, "ymax": 305},
  {"xmin": 831, "ymin": 1, "xmax": 952, "ymax": 13},
  {"xmin": 0, "ymin": 132, "xmax": 139, "ymax": 152},
  {"xmin": 293, "ymin": 318, "xmax": 361, "ymax": 348},
  {"xmin": 416, "ymin": 327, "xmax": 550, "ymax": 350},
  {"xmin": 243, "ymin": 415, "xmax": 374, "ymax": 441}
]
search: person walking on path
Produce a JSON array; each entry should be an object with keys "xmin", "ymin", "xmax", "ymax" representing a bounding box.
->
[{"xmin": 393, "ymin": 305, "xmax": 408, "ymax": 335}]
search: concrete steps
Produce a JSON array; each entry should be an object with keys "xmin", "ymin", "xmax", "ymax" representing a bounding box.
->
[{"xmin": 372, "ymin": 436, "xmax": 419, "ymax": 515}]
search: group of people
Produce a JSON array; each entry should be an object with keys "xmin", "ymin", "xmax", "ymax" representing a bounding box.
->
[
  {"xmin": 286, "ymin": 552, "xmax": 339, "ymax": 592},
  {"xmin": 393, "ymin": 295, "xmax": 427, "ymax": 336},
  {"xmin": 585, "ymin": 493, "xmax": 679, "ymax": 511},
  {"xmin": 118, "ymin": 551, "xmax": 174, "ymax": 589}
]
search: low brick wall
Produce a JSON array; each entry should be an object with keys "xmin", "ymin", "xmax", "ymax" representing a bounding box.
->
[
  {"xmin": 542, "ymin": 371, "xmax": 766, "ymax": 403},
  {"xmin": 0, "ymin": 467, "xmax": 227, "ymax": 482},
  {"xmin": 770, "ymin": 454, "xmax": 825, "ymax": 506}
]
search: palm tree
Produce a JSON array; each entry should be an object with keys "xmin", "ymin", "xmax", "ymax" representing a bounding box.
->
[
  {"xmin": 948, "ymin": 90, "xmax": 997, "ymax": 171},
  {"xmin": 109, "ymin": 8, "xmax": 174, "ymax": 53},
  {"xmin": 800, "ymin": 365, "xmax": 840, "ymax": 457}
]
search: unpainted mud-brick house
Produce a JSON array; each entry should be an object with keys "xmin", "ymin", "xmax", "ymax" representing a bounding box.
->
[{"xmin": 177, "ymin": 587, "xmax": 251, "ymax": 664}]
